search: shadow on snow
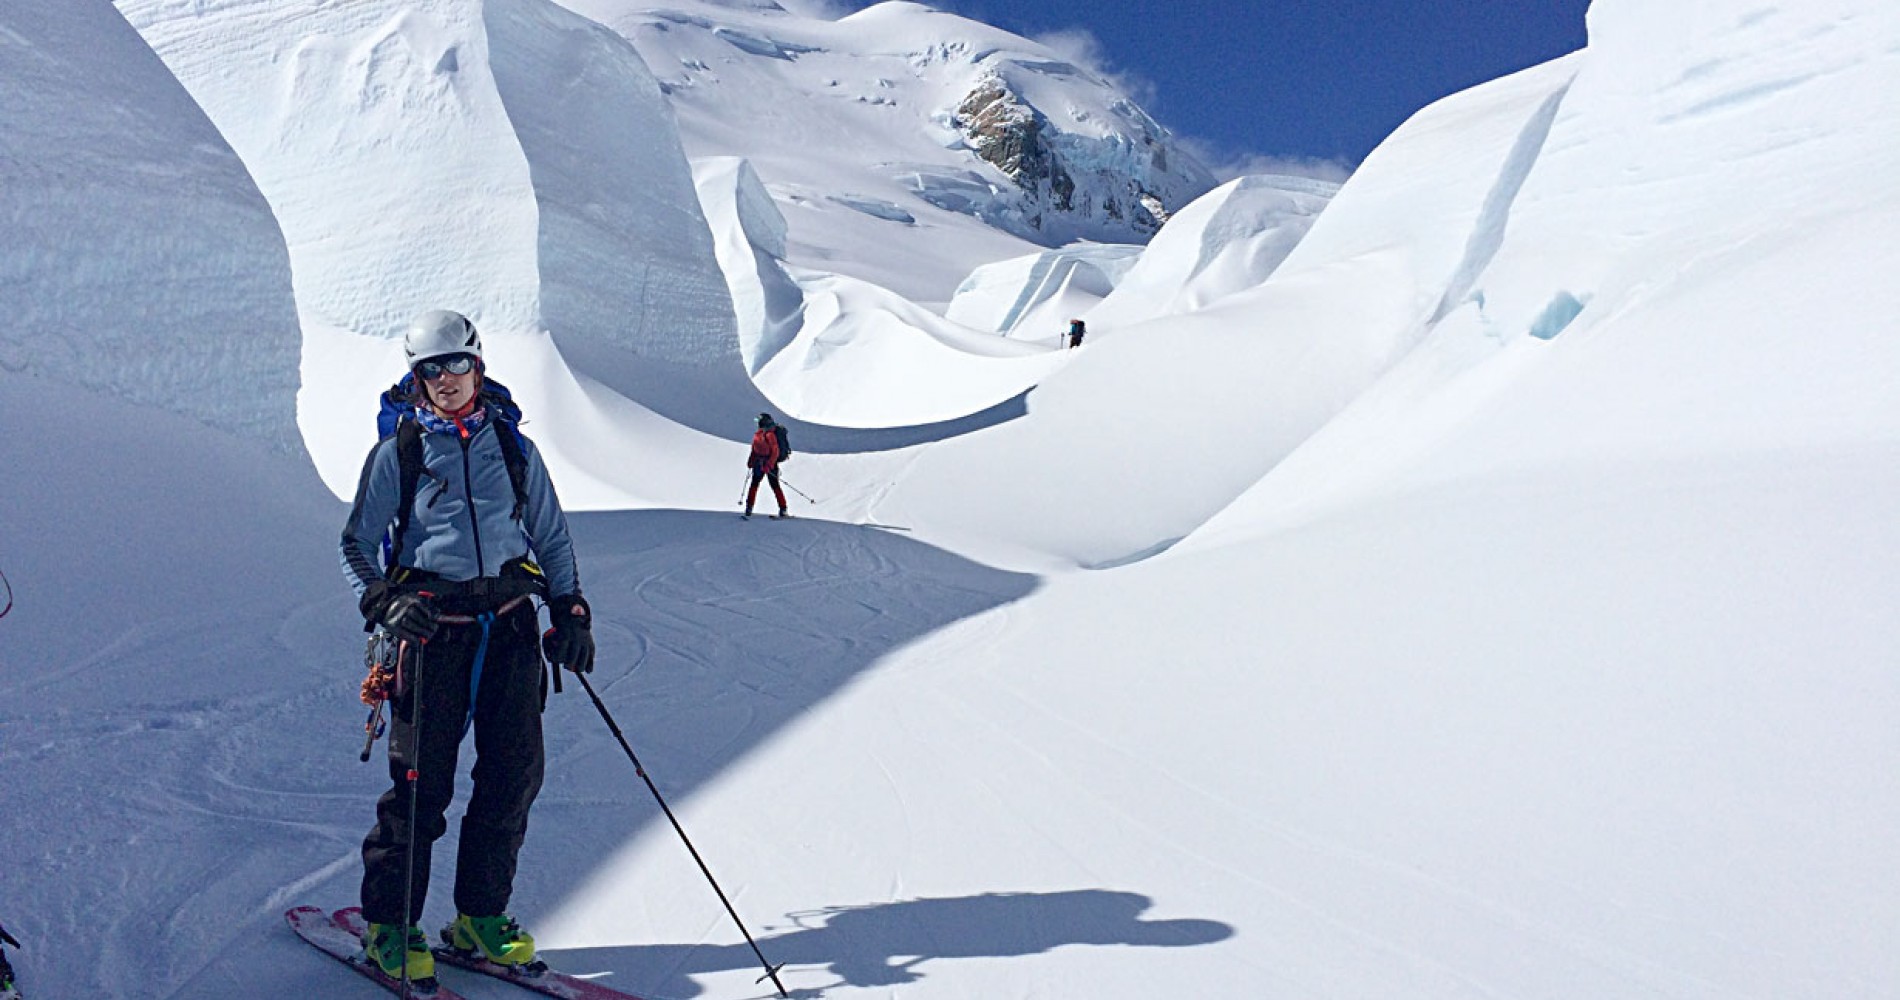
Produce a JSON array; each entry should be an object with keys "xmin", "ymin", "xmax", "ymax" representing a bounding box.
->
[{"xmin": 545, "ymin": 889, "xmax": 1235, "ymax": 997}]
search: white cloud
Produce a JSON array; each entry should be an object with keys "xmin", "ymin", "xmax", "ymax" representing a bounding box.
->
[
  {"xmin": 1178, "ymin": 136, "xmax": 1357, "ymax": 184},
  {"xmin": 1012, "ymin": 26, "xmax": 1354, "ymax": 187},
  {"xmin": 780, "ymin": 3, "xmax": 1355, "ymax": 187},
  {"xmin": 1025, "ymin": 26, "xmax": 1161, "ymax": 110},
  {"xmin": 774, "ymin": 0, "xmax": 862, "ymax": 19}
]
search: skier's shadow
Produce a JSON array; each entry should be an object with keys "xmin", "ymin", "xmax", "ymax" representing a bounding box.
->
[
  {"xmin": 482, "ymin": 515, "xmax": 1235, "ymax": 995},
  {"xmin": 547, "ymin": 888, "xmax": 1233, "ymax": 996}
]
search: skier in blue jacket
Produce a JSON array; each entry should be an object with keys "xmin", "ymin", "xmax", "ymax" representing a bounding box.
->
[{"xmin": 340, "ymin": 309, "xmax": 593, "ymax": 985}]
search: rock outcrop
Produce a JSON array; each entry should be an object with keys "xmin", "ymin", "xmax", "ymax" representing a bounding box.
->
[{"xmin": 954, "ymin": 72, "xmax": 1187, "ymax": 237}]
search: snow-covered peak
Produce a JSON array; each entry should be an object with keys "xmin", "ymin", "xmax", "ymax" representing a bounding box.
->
[{"xmin": 558, "ymin": 0, "xmax": 1218, "ymax": 299}]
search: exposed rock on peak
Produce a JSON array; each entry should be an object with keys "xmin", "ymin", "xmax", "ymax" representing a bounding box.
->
[{"xmin": 953, "ymin": 70, "xmax": 1198, "ymax": 238}]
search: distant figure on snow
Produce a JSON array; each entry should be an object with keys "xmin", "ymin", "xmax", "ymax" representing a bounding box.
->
[
  {"xmin": 745, "ymin": 412, "xmax": 791, "ymax": 519},
  {"xmin": 1067, "ymin": 318, "xmax": 1086, "ymax": 349}
]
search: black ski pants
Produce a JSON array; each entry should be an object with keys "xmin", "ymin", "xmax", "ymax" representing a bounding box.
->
[
  {"xmin": 747, "ymin": 466, "xmax": 787, "ymax": 514},
  {"xmin": 362, "ymin": 602, "xmax": 545, "ymax": 925}
]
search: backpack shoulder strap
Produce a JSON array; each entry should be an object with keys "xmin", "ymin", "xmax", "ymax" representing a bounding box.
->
[
  {"xmin": 387, "ymin": 418, "xmax": 425, "ymax": 570},
  {"xmin": 487, "ymin": 405, "xmax": 532, "ymax": 523}
]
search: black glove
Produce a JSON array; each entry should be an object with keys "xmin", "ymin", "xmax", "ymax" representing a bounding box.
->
[
  {"xmin": 543, "ymin": 594, "xmax": 594, "ymax": 673},
  {"xmin": 361, "ymin": 583, "xmax": 440, "ymax": 644}
]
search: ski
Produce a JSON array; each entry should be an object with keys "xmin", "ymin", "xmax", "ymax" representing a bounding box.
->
[
  {"xmin": 334, "ymin": 908, "xmax": 659, "ymax": 1000},
  {"xmin": 286, "ymin": 906, "xmax": 466, "ymax": 998}
]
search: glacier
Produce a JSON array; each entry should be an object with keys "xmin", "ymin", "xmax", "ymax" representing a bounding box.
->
[{"xmin": 0, "ymin": 0, "xmax": 1895, "ymax": 997}]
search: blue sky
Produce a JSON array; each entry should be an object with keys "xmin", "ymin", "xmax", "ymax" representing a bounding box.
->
[{"xmin": 805, "ymin": 0, "xmax": 1592, "ymax": 178}]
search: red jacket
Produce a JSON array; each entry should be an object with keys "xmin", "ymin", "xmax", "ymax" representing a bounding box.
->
[{"xmin": 748, "ymin": 427, "xmax": 780, "ymax": 471}]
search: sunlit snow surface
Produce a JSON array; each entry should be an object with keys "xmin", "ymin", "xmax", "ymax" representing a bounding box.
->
[{"xmin": 2, "ymin": 0, "xmax": 1897, "ymax": 998}]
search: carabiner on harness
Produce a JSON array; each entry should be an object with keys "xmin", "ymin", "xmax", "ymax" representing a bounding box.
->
[{"xmin": 358, "ymin": 630, "xmax": 403, "ymax": 762}]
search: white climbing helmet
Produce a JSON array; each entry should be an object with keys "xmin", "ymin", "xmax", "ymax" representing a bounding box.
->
[{"xmin": 403, "ymin": 309, "xmax": 483, "ymax": 368}]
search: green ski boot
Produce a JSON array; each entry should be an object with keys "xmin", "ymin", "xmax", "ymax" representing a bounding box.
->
[
  {"xmin": 442, "ymin": 913, "xmax": 538, "ymax": 968},
  {"xmin": 362, "ymin": 921, "xmax": 435, "ymax": 984}
]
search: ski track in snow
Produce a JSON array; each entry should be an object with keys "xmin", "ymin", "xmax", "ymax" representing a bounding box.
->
[{"xmin": 0, "ymin": 508, "xmax": 1038, "ymax": 998}]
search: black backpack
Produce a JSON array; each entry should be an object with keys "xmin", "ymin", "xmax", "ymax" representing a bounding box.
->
[{"xmin": 772, "ymin": 423, "xmax": 792, "ymax": 463}]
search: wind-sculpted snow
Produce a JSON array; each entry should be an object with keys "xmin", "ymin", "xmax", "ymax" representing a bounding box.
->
[
  {"xmin": 946, "ymin": 245, "xmax": 1143, "ymax": 340},
  {"xmin": 694, "ymin": 156, "xmax": 804, "ymax": 374},
  {"xmin": 117, "ymin": 0, "xmax": 549, "ymax": 488},
  {"xmin": 0, "ymin": 1, "xmax": 301, "ymax": 449},
  {"xmin": 485, "ymin": 0, "xmax": 737, "ymax": 374},
  {"xmin": 116, "ymin": 0, "xmax": 755, "ymax": 496},
  {"xmin": 752, "ymin": 266, "xmax": 1064, "ymax": 428},
  {"xmin": 694, "ymin": 154, "xmax": 1064, "ymax": 429},
  {"xmin": 1091, "ymin": 174, "xmax": 1337, "ymax": 327},
  {"xmin": 118, "ymin": 0, "xmax": 544, "ymax": 347}
]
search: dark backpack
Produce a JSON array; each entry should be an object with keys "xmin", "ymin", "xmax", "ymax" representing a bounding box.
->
[
  {"xmin": 376, "ymin": 373, "xmax": 532, "ymax": 570},
  {"xmin": 772, "ymin": 423, "xmax": 791, "ymax": 463}
]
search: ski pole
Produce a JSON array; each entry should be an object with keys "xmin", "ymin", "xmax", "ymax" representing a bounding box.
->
[
  {"xmin": 778, "ymin": 477, "xmax": 818, "ymax": 505},
  {"xmin": 572, "ymin": 673, "xmax": 789, "ymax": 998},
  {"xmin": 736, "ymin": 470, "xmax": 752, "ymax": 508},
  {"xmin": 399, "ymin": 637, "xmax": 426, "ymax": 999}
]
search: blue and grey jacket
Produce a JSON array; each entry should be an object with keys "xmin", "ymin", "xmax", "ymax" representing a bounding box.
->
[{"xmin": 340, "ymin": 405, "xmax": 580, "ymax": 601}]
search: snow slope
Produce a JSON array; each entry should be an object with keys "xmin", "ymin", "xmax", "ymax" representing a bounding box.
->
[{"xmin": 3, "ymin": 0, "xmax": 1898, "ymax": 998}]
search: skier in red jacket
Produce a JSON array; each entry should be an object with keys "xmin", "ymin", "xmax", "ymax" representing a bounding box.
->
[{"xmin": 745, "ymin": 413, "xmax": 790, "ymax": 519}]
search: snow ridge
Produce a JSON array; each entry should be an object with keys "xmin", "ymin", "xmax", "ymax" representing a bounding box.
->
[
  {"xmin": 2, "ymin": 2, "xmax": 302, "ymax": 449},
  {"xmin": 1427, "ymin": 81, "xmax": 1574, "ymax": 325}
]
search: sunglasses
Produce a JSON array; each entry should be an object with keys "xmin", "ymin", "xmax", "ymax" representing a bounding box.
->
[{"xmin": 416, "ymin": 354, "xmax": 477, "ymax": 381}]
